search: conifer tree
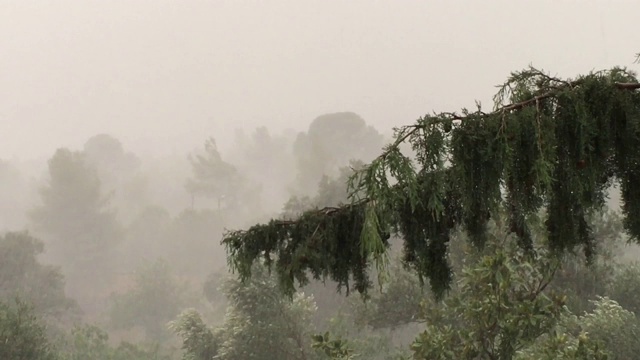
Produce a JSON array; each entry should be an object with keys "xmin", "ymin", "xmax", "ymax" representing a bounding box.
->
[
  {"xmin": 186, "ymin": 137, "xmax": 243, "ymax": 210},
  {"xmin": 223, "ymin": 65, "xmax": 640, "ymax": 300},
  {"xmin": 29, "ymin": 148, "xmax": 122, "ymax": 309}
]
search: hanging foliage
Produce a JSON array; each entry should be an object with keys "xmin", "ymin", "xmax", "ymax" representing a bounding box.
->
[{"xmin": 222, "ymin": 66, "xmax": 640, "ymax": 299}]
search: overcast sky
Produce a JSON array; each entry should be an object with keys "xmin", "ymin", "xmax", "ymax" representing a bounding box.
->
[{"xmin": 1, "ymin": 0, "xmax": 638, "ymax": 160}]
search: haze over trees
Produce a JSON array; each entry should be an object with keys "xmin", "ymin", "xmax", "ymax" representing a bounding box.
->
[
  {"xmin": 292, "ymin": 112, "xmax": 384, "ymax": 195},
  {"xmin": 28, "ymin": 148, "xmax": 123, "ymax": 312},
  {"xmin": 186, "ymin": 137, "xmax": 243, "ymax": 210},
  {"xmin": 3, "ymin": 58, "xmax": 640, "ymax": 360},
  {"xmin": 83, "ymin": 134, "xmax": 144, "ymax": 220}
]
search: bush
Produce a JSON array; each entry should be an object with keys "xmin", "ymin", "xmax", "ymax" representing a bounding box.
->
[{"xmin": 0, "ymin": 299, "xmax": 58, "ymax": 360}]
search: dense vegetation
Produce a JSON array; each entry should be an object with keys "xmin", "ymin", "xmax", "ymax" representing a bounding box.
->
[{"xmin": 2, "ymin": 63, "xmax": 640, "ymax": 359}]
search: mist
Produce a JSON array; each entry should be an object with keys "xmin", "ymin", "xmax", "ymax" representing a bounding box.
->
[
  {"xmin": 1, "ymin": 1, "xmax": 640, "ymax": 359},
  {"xmin": 2, "ymin": 1, "xmax": 637, "ymax": 161}
]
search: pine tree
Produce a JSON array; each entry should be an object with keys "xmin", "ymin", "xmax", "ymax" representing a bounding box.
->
[
  {"xmin": 186, "ymin": 137, "xmax": 243, "ymax": 210},
  {"xmin": 223, "ymin": 65, "xmax": 640, "ymax": 300},
  {"xmin": 29, "ymin": 148, "xmax": 122, "ymax": 309}
]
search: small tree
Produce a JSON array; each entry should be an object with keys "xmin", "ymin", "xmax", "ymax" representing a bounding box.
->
[
  {"xmin": 173, "ymin": 264, "xmax": 320, "ymax": 360},
  {"xmin": 169, "ymin": 309, "xmax": 220, "ymax": 360},
  {"xmin": 215, "ymin": 264, "xmax": 319, "ymax": 360},
  {"xmin": 518, "ymin": 296, "xmax": 640, "ymax": 359},
  {"xmin": 186, "ymin": 138, "xmax": 243, "ymax": 210}
]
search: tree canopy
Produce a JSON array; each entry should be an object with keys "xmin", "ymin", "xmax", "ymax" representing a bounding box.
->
[{"xmin": 222, "ymin": 66, "xmax": 640, "ymax": 299}]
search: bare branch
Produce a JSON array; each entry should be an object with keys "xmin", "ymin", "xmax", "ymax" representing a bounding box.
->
[{"xmin": 615, "ymin": 82, "xmax": 640, "ymax": 90}]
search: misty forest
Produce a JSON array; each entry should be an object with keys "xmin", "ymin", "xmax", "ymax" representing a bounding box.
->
[
  {"xmin": 3, "ymin": 5, "xmax": 640, "ymax": 358},
  {"xmin": 4, "ymin": 59, "xmax": 640, "ymax": 359}
]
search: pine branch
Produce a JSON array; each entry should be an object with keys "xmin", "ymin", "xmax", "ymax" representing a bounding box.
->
[
  {"xmin": 232, "ymin": 78, "xmax": 640, "ymax": 234},
  {"xmin": 378, "ymin": 79, "xmax": 639, "ymax": 162},
  {"xmin": 222, "ymin": 66, "xmax": 640, "ymax": 298},
  {"xmin": 273, "ymin": 200, "xmax": 369, "ymax": 226}
]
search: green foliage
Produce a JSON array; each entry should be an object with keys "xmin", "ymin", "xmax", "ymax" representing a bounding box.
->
[
  {"xmin": 312, "ymin": 332, "xmax": 357, "ymax": 360},
  {"xmin": 0, "ymin": 231, "xmax": 78, "ymax": 320},
  {"xmin": 318, "ymin": 310, "xmax": 413, "ymax": 360},
  {"xmin": 348, "ymin": 257, "xmax": 425, "ymax": 330},
  {"xmin": 0, "ymin": 299, "xmax": 58, "ymax": 360},
  {"xmin": 326, "ymin": 219, "xmax": 636, "ymax": 359},
  {"xmin": 226, "ymin": 162, "xmax": 385, "ymax": 298},
  {"xmin": 515, "ymin": 332, "xmax": 608, "ymax": 360},
  {"xmin": 608, "ymin": 262, "xmax": 640, "ymax": 316},
  {"xmin": 282, "ymin": 161, "xmax": 363, "ymax": 220},
  {"xmin": 344, "ymin": 209, "xmax": 627, "ymax": 334},
  {"xmin": 224, "ymin": 200, "xmax": 382, "ymax": 298},
  {"xmin": 410, "ymin": 223, "xmax": 565, "ymax": 359},
  {"xmin": 112, "ymin": 342, "xmax": 168, "ymax": 360},
  {"xmin": 109, "ymin": 259, "xmax": 189, "ymax": 341},
  {"xmin": 407, "ymin": 218, "xmax": 640, "ymax": 359},
  {"xmin": 169, "ymin": 309, "xmax": 220, "ymax": 360},
  {"xmin": 575, "ymin": 297, "xmax": 640, "ymax": 359},
  {"xmin": 547, "ymin": 210, "xmax": 625, "ymax": 314},
  {"xmin": 64, "ymin": 325, "xmax": 112, "ymax": 360},
  {"xmin": 223, "ymin": 66, "xmax": 640, "ymax": 298},
  {"xmin": 518, "ymin": 296, "xmax": 640, "ymax": 359},
  {"xmin": 216, "ymin": 264, "xmax": 319, "ymax": 360},
  {"xmin": 173, "ymin": 264, "xmax": 320, "ymax": 360}
]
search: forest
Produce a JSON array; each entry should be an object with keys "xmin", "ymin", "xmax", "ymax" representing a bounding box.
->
[{"xmin": 3, "ymin": 63, "xmax": 640, "ymax": 360}]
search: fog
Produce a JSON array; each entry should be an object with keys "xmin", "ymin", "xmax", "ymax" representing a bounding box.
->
[
  {"xmin": 1, "ymin": 1, "xmax": 639, "ymax": 358},
  {"xmin": 2, "ymin": 1, "xmax": 637, "ymax": 161}
]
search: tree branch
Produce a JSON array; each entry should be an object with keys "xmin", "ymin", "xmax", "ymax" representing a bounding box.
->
[
  {"xmin": 615, "ymin": 82, "xmax": 640, "ymax": 90},
  {"xmin": 375, "ymin": 78, "xmax": 638, "ymax": 162},
  {"xmin": 273, "ymin": 200, "xmax": 369, "ymax": 226},
  {"xmin": 224, "ymin": 73, "xmax": 639, "ymax": 257}
]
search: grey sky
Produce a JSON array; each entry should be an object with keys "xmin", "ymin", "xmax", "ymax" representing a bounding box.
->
[{"xmin": 1, "ymin": 0, "xmax": 637, "ymax": 160}]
